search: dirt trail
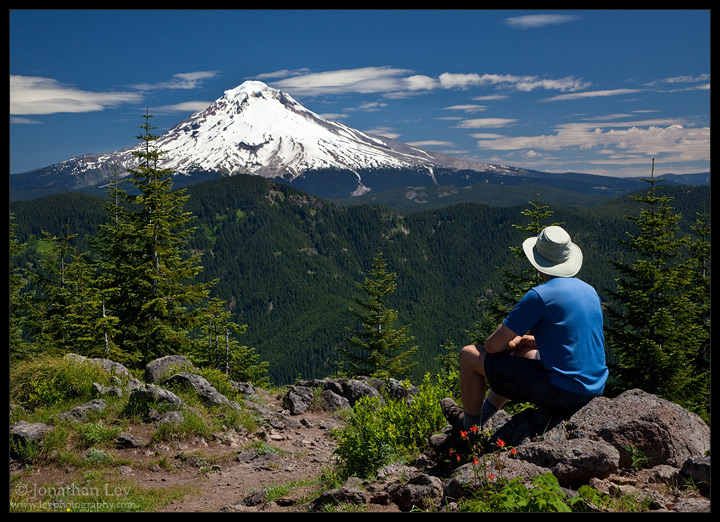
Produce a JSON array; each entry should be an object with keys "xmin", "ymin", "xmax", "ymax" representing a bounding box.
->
[{"xmin": 134, "ymin": 390, "xmax": 348, "ymax": 512}]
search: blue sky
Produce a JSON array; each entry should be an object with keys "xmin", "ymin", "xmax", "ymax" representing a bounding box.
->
[{"xmin": 10, "ymin": 9, "xmax": 710, "ymax": 178}]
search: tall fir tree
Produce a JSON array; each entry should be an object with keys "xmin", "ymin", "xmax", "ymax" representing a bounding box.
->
[
  {"xmin": 95, "ymin": 110, "xmax": 214, "ymax": 365},
  {"xmin": 470, "ymin": 194, "xmax": 561, "ymax": 343},
  {"xmin": 340, "ymin": 251, "xmax": 418, "ymax": 379},
  {"xmin": 9, "ymin": 214, "xmax": 34, "ymax": 361},
  {"xmin": 605, "ymin": 160, "xmax": 709, "ymax": 420}
]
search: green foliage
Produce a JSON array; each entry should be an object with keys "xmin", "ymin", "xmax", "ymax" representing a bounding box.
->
[
  {"xmin": 331, "ymin": 374, "xmax": 450, "ymax": 480},
  {"xmin": 461, "ymin": 473, "xmax": 579, "ymax": 512},
  {"xmin": 10, "ymin": 160, "xmax": 710, "ymax": 389},
  {"xmin": 340, "ymin": 251, "xmax": 418, "ymax": 379},
  {"xmin": 78, "ymin": 422, "xmax": 123, "ymax": 448},
  {"xmin": 9, "ymin": 355, "xmax": 113, "ymax": 412},
  {"xmin": 94, "ymin": 111, "xmax": 214, "ymax": 364},
  {"xmin": 605, "ymin": 161, "xmax": 710, "ymax": 421},
  {"xmin": 469, "ymin": 194, "xmax": 560, "ymax": 344}
]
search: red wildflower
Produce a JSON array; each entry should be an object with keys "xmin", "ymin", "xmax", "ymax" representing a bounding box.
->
[
  {"xmin": 496, "ymin": 439, "xmax": 505, "ymax": 448},
  {"xmin": 469, "ymin": 424, "xmax": 480, "ymax": 434},
  {"xmin": 460, "ymin": 430, "xmax": 468, "ymax": 440},
  {"xmin": 510, "ymin": 448, "xmax": 517, "ymax": 456}
]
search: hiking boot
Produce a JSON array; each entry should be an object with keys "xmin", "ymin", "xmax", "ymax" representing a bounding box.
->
[{"xmin": 441, "ymin": 398, "xmax": 465, "ymax": 433}]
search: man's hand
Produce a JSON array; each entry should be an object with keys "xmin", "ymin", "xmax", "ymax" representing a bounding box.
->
[{"xmin": 507, "ymin": 335, "xmax": 537, "ymax": 351}]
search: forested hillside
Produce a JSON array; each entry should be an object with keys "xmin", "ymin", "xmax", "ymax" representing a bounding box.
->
[{"xmin": 10, "ymin": 174, "xmax": 710, "ymax": 384}]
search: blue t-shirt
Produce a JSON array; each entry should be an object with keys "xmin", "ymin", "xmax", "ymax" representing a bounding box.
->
[{"xmin": 502, "ymin": 277, "xmax": 608, "ymax": 396}]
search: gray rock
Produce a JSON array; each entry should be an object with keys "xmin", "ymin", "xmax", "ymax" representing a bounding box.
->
[
  {"xmin": 65, "ymin": 353, "xmax": 131, "ymax": 377},
  {"xmin": 391, "ymin": 472, "xmax": 444, "ymax": 512},
  {"xmin": 565, "ymin": 389, "xmax": 710, "ymax": 468},
  {"xmin": 162, "ymin": 372, "xmax": 241, "ymax": 411},
  {"xmin": 115, "ymin": 432, "xmax": 146, "ymax": 448},
  {"xmin": 144, "ymin": 355, "xmax": 197, "ymax": 383},
  {"xmin": 11, "ymin": 421, "xmax": 53, "ymax": 444},
  {"xmin": 680, "ymin": 454, "xmax": 710, "ymax": 495},
  {"xmin": 157, "ymin": 410, "xmax": 184, "ymax": 426},
  {"xmin": 319, "ymin": 389, "xmax": 351, "ymax": 412},
  {"xmin": 54, "ymin": 399, "xmax": 107, "ymax": 423},
  {"xmin": 92, "ymin": 382, "xmax": 123, "ymax": 398},
  {"xmin": 311, "ymin": 485, "xmax": 367, "ymax": 510},
  {"xmin": 282, "ymin": 385, "xmax": 314, "ymax": 415},
  {"xmin": 127, "ymin": 384, "xmax": 185, "ymax": 414},
  {"xmin": 514, "ymin": 437, "xmax": 620, "ymax": 484}
]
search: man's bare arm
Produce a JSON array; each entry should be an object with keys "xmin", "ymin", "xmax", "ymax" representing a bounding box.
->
[{"xmin": 485, "ymin": 323, "xmax": 519, "ymax": 354}]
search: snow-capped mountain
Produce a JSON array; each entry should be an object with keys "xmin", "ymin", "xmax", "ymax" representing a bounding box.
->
[
  {"xmin": 10, "ymin": 80, "xmax": 530, "ymax": 199},
  {"xmin": 153, "ymin": 80, "xmax": 491, "ymax": 179},
  {"xmin": 15, "ymin": 80, "xmax": 703, "ymax": 202}
]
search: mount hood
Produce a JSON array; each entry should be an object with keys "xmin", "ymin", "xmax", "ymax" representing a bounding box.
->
[{"xmin": 10, "ymin": 80, "xmax": 530, "ymax": 199}]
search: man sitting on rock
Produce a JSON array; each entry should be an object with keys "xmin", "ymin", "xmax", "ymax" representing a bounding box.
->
[{"xmin": 443, "ymin": 226, "xmax": 609, "ymax": 434}]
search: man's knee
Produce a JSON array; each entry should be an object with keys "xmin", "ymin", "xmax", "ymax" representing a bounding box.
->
[{"xmin": 460, "ymin": 344, "xmax": 486, "ymax": 370}]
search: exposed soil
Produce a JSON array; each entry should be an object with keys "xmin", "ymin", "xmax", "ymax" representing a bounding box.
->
[{"xmin": 10, "ymin": 388, "xmax": 400, "ymax": 512}]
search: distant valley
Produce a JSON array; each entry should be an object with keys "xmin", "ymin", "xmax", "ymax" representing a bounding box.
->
[{"xmin": 10, "ymin": 173, "xmax": 710, "ymax": 384}]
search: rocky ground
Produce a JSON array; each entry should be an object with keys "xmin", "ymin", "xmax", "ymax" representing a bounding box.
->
[{"xmin": 10, "ymin": 355, "xmax": 710, "ymax": 513}]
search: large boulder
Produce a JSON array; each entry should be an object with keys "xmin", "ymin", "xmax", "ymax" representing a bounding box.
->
[
  {"xmin": 64, "ymin": 353, "xmax": 131, "ymax": 377},
  {"xmin": 126, "ymin": 383, "xmax": 185, "ymax": 414},
  {"xmin": 162, "ymin": 372, "xmax": 242, "ymax": 411},
  {"xmin": 434, "ymin": 388, "xmax": 710, "ymax": 495},
  {"xmin": 144, "ymin": 355, "xmax": 198, "ymax": 383},
  {"xmin": 562, "ymin": 389, "xmax": 710, "ymax": 469}
]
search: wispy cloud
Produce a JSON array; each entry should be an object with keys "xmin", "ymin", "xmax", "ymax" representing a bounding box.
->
[
  {"xmin": 542, "ymin": 88, "xmax": 643, "ymax": 102},
  {"xmin": 456, "ymin": 118, "xmax": 518, "ymax": 129},
  {"xmin": 131, "ymin": 71, "xmax": 219, "ymax": 91},
  {"xmin": 10, "ymin": 75, "xmax": 142, "ymax": 116},
  {"xmin": 151, "ymin": 101, "xmax": 214, "ymax": 114},
  {"xmin": 10, "ymin": 71, "xmax": 219, "ymax": 117},
  {"xmin": 444, "ymin": 104, "xmax": 488, "ymax": 113},
  {"xmin": 268, "ymin": 67, "xmax": 591, "ymax": 97},
  {"xmin": 505, "ymin": 14, "xmax": 581, "ymax": 29},
  {"xmin": 272, "ymin": 66, "xmax": 414, "ymax": 96}
]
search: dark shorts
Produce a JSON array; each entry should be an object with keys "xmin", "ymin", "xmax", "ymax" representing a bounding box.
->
[{"xmin": 484, "ymin": 350, "xmax": 595, "ymax": 416}]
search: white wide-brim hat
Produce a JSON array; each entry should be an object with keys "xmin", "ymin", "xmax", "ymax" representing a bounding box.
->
[{"xmin": 522, "ymin": 226, "xmax": 583, "ymax": 278}]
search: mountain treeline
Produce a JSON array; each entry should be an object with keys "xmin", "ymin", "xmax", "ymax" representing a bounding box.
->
[{"xmin": 10, "ymin": 156, "xmax": 710, "ymax": 418}]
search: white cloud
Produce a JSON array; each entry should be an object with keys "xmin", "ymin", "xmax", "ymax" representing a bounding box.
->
[
  {"xmin": 268, "ymin": 67, "xmax": 590, "ymax": 97},
  {"xmin": 456, "ymin": 118, "xmax": 518, "ymax": 129},
  {"xmin": 403, "ymin": 74, "xmax": 439, "ymax": 91},
  {"xmin": 272, "ymin": 66, "xmax": 414, "ymax": 95},
  {"xmin": 10, "ymin": 116, "xmax": 42, "ymax": 125},
  {"xmin": 407, "ymin": 140, "xmax": 457, "ymax": 148},
  {"xmin": 542, "ymin": 88, "xmax": 643, "ymax": 102},
  {"xmin": 444, "ymin": 104, "xmax": 487, "ymax": 113},
  {"xmin": 505, "ymin": 14, "xmax": 581, "ymax": 29},
  {"xmin": 474, "ymin": 119, "xmax": 710, "ymax": 166},
  {"xmin": 151, "ymin": 101, "xmax": 213, "ymax": 114},
  {"xmin": 132, "ymin": 71, "xmax": 218, "ymax": 91},
  {"xmin": 10, "ymin": 75, "xmax": 142, "ymax": 115}
]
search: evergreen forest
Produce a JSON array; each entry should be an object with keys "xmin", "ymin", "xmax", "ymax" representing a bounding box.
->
[{"xmin": 9, "ymin": 133, "xmax": 710, "ymax": 421}]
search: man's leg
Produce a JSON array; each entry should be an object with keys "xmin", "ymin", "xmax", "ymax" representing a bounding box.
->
[{"xmin": 459, "ymin": 344, "xmax": 510, "ymax": 429}]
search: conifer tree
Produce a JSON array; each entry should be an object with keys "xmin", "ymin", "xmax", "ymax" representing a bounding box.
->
[
  {"xmin": 25, "ymin": 221, "xmax": 109, "ymax": 357},
  {"xmin": 470, "ymin": 194, "xmax": 561, "ymax": 343},
  {"xmin": 95, "ymin": 110, "xmax": 214, "ymax": 364},
  {"xmin": 340, "ymin": 251, "xmax": 418, "ymax": 379},
  {"xmin": 9, "ymin": 214, "xmax": 33, "ymax": 361},
  {"xmin": 605, "ymin": 159, "xmax": 709, "ymax": 420}
]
